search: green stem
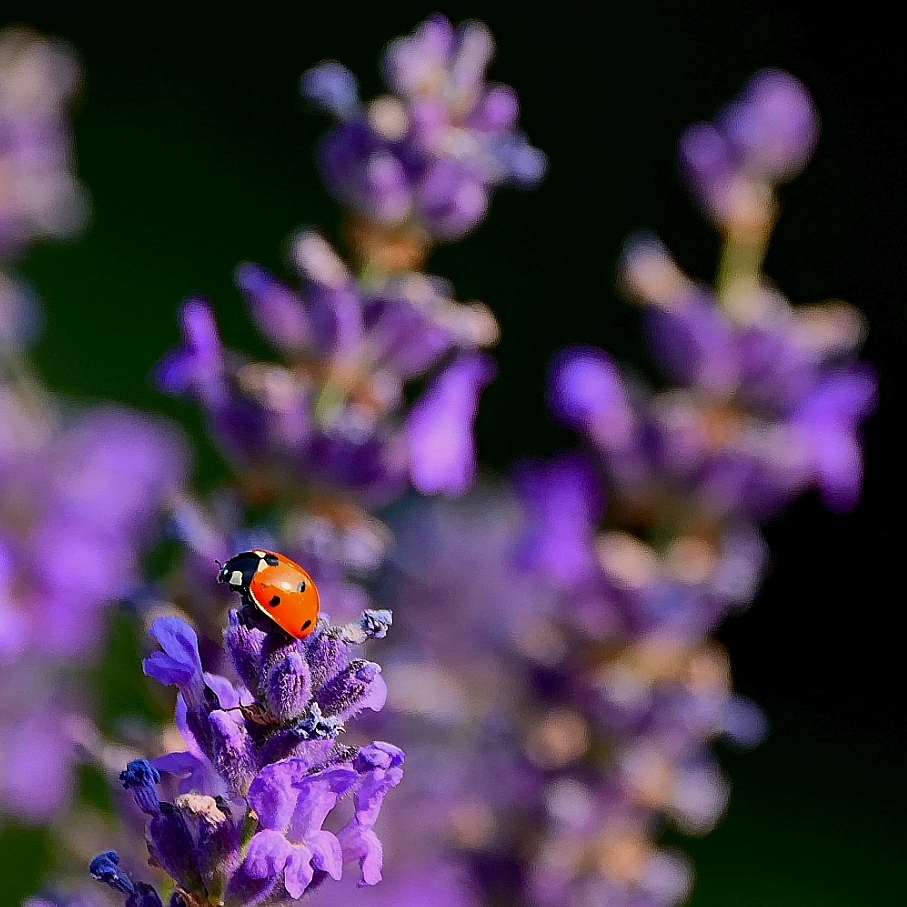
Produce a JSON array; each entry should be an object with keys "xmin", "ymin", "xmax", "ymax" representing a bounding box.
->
[
  {"xmin": 714, "ymin": 233, "xmax": 769, "ymax": 320},
  {"xmin": 241, "ymin": 807, "xmax": 259, "ymax": 854}
]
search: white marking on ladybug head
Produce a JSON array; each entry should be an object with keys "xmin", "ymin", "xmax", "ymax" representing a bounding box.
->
[{"xmin": 229, "ymin": 570, "xmax": 244, "ymax": 587}]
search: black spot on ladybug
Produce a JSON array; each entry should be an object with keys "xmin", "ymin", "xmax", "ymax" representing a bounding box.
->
[
  {"xmin": 301, "ymin": 620, "xmax": 312, "ymax": 630},
  {"xmin": 297, "ymin": 581, "xmax": 307, "ymax": 592},
  {"xmin": 263, "ymin": 554, "xmax": 280, "ymax": 567},
  {"xmin": 269, "ymin": 595, "xmax": 281, "ymax": 607}
]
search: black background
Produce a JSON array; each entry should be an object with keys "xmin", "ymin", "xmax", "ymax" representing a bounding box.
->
[{"xmin": 1, "ymin": 2, "xmax": 902, "ymax": 904}]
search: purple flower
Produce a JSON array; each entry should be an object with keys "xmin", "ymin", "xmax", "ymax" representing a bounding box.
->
[
  {"xmin": 318, "ymin": 70, "xmax": 872, "ymax": 907},
  {"xmin": 93, "ymin": 602, "xmax": 403, "ymax": 905},
  {"xmin": 0, "ymin": 26, "xmax": 88, "ymax": 258},
  {"xmin": 679, "ymin": 69, "xmax": 818, "ymax": 232},
  {"xmin": 0, "ymin": 403, "xmax": 189, "ymax": 823},
  {"xmin": 405, "ymin": 352, "xmax": 495, "ymax": 495},
  {"xmin": 1, "ymin": 28, "xmax": 191, "ymax": 829},
  {"xmin": 303, "ymin": 15, "xmax": 546, "ymax": 243},
  {"xmin": 157, "ymin": 234, "xmax": 496, "ymax": 509}
]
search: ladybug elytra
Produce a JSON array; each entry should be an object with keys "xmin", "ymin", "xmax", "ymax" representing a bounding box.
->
[{"xmin": 217, "ymin": 549, "xmax": 320, "ymax": 639}]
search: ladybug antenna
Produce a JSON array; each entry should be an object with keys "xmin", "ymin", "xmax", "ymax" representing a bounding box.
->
[{"xmin": 214, "ymin": 559, "xmax": 223, "ymax": 569}]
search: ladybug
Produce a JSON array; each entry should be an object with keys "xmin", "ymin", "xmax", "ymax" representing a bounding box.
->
[{"xmin": 217, "ymin": 550, "xmax": 320, "ymax": 639}]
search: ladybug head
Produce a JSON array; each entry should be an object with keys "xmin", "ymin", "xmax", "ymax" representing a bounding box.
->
[{"xmin": 217, "ymin": 550, "xmax": 264, "ymax": 591}]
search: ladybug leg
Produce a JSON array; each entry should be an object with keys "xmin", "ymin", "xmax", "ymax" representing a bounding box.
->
[{"xmin": 237, "ymin": 601, "xmax": 266, "ymax": 629}]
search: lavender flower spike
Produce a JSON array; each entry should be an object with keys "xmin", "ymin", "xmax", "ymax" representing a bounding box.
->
[
  {"xmin": 304, "ymin": 14, "xmax": 546, "ymax": 248},
  {"xmin": 92, "ymin": 600, "xmax": 404, "ymax": 905}
]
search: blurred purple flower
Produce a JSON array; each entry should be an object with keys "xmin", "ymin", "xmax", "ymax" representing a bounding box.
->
[
  {"xmin": 679, "ymin": 69, "xmax": 818, "ymax": 233},
  {"xmin": 158, "ymin": 233, "xmax": 496, "ymax": 509},
  {"xmin": 303, "ymin": 15, "xmax": 546, "ymax": 243},
  {"xmin": 1, "ymin": 31, "xmax": 189, "ymax": 827},
  {"xmin": 406, "ymin": 352, "xmax": 495, "ymax": 495},
  {"xmin": 0, "ymin": 26, "xmax": 88, "ymax": 258},
  {"xmin": 317, "ymin": 70, "xmax": 873, "ymax": 907},
  {"xmin": 0, "ymin": 402, "xmax": 189, "ymax": 823}
]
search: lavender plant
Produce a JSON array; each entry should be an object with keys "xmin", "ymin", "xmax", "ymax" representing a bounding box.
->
[
  {"xmin": 16, "ymin": 18, "xmax": 868, "ymax": 907},
  {"xmin": 89, "ymin": 604, "xmax": 401, "ymax": 906},
  {"xmin": 0, "ymin": 26, "xmax": 186, "ymax": 827}
]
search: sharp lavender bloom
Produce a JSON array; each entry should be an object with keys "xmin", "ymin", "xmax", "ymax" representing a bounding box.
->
[
  {"xmin": 0, "ymin": 30, "xmax": 189, "ymax": 826},
  {"xmin": 89, "ymin": 602, "xmax": 403, "ymax": 906},
  {"xmin": 303, "ymin": 15, "xmax": 546, "ymax": 254},
  {"xmin": 0, "ymin": 26, "xmax": 88, "ymax": 258}
]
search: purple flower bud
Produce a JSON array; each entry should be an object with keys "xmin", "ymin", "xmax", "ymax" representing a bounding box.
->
[
  {"xmin": 119, "ymin": 759, "xmax": 161, "ymax": 815},
  {"xmin": 155, "ymin": 299, "xmax": 225, "ymax": 402},
  {"xmin": 264, "ymin": 649, "xmax": 313, "ymax": 721},
  {"xmin": 316, "ymin": 659, "xmax": 387, "ymax": 721},
  {"xmin": 721, "ymin": 69, "xmax": 819, "ymax": 180},
  {"xmin": 549, "ymin": 347, "xmax": 638, "ymax": 456},
  {"xmin": 208, "ymin": 710, "xmax": 257, "ymax": 796},
  {"xmin": 236, "ymin": 263, "xmax": 312, "ymax": 355},
  {"xmin": 514, "ymin": 455, "xmax": 602, "ymax": 587},
  {"xmin": 175, "ymin": 793, "xmax": 242, "ymax": 898},
  {"xmin": 89, "ymin": 851, "xmax": 134, "ymax": 895},
  {"xmin": 406, "ymin": 352, "xmax": 495, "ymax": 496},
  {"xmin": 305, "ymin": 629, "xmax": 351, "ymax": 692},
  {"xmin": 225, "ymin": 609, "xmax": 267, "ymax": 697},
  {"xmin": 143, "ymin": 616, "xmax": 205, "ymax": 706},
  {"xmin": 416, "ymin": 159, "xmax": 489, "ymax": 239},
  {"xmin": 146, "ymin": 801, "xmax": 204, "ymax": 893}
]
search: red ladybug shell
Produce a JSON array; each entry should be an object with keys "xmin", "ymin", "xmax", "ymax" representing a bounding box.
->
[{"xmin": 218, "ymin": 550, "xmax": 320, "ymax": 639}]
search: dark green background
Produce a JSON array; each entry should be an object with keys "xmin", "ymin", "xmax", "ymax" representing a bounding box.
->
[{"xmin": 1, "ymin": 2, "xmax": 902, "ymax": 904}]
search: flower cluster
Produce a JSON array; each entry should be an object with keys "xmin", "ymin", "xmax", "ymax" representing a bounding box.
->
[
  {"xmin": 0, "ymin": 26, "xmax": 87, "ymax": 257},
  {"xmin": 679, "ymin": 68, "xmax": 817, "ymax": 241},
  {"xmin": 303, "ymin": 14, "xmax": 546, "ymax": 259},
  {"xmin": 89, "ymin": 603, "xmax": 403, "ymax": 905},
  {"xmin": 1, "ymin": 28, "xmax": 187, "ymax": 826},
  {"xmin": 159, "ymin": 232, "xmax": 496, "ymax": 508}
]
